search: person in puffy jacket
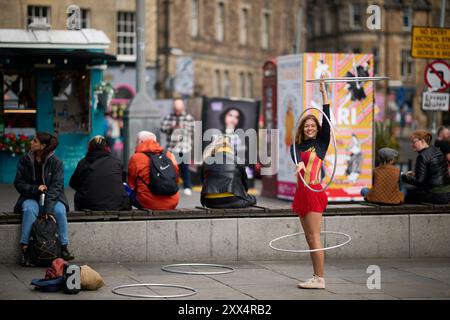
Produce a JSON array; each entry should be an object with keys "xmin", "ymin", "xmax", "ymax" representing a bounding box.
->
[
  {"xmin": 361, "ymin": 147, "xmax": 405, "ymax": 205},
  {"xmin": 201, "ymin": 135, "xmax": 256, "ymax": 209},
  {"xmin": 69, "ymin": 136, "xmax": 131, "ymax": 211},
  {"xmin": 128, "ymin": 131, "xmax": 180, "ymax": 210},
  {"xmin": 14, "ymin": 132, "xmax": 73, "ymax": 266},
  {"xmin": 402, "ymin": 130, "xmax": 450, "ymax": 204}
]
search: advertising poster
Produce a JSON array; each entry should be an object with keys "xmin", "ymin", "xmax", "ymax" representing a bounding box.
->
[
  {"xmin": 277, "ymin": 53, "xmax": 374, "ymax": 201},
  {"xmin": 202, "ymin": 97, "xmax": 260, "ymax": 180}
]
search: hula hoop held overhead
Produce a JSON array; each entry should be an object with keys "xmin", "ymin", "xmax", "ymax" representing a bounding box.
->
[{"xmin": 294, "ymin": 75, "xmax": 390, "ymax": 192}]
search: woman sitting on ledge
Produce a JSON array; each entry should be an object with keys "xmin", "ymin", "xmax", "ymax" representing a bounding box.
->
[
  {"xmin": 402, "ymin": 130, "xmax": 450, "ymax": 204},
  {"xmin": 201, "ymin": 135, "xmax": 256, "ymax": 209},
  {"xmin": 69, "ymin": 136, "xmax": 131, "ymax": 211}
]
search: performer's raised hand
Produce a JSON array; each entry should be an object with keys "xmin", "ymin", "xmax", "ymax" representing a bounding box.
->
[{"xmin": 319, "ymin": 73, "xmax": 329, "ymax": 104}]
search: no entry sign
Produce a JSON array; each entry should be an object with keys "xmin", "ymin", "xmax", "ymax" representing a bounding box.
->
[{"xmin": 425, "ymin": 60, "xmax": 450, "ymax": 92}]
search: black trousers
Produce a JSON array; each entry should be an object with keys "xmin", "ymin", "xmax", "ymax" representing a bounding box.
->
[
  {"xmin": 201, "ymin": 195, "xmax": 257, "ymax": 209},
  {"xmin": 404, "ymin": 186, "xmax": 450, "ymax": 204}
]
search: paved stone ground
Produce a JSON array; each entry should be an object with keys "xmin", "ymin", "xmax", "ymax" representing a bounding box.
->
[{"xmin": 1, "ymin": 258, "xmax": 449, "ymax": 300}]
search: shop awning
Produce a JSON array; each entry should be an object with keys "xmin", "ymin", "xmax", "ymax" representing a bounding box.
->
[
  {"xmin": 0, "ymin": 28, "xmax": 111, "ymax": 50},
  {"xmin": 0, "ymin": 48, "xmax": 116, "ymax": 62}
]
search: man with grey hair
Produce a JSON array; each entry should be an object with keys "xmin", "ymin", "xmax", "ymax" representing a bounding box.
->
[
  {"xmin": 160, "ymin": 98, "xmax": 195, "ymax": 196},
  {"xmin": 127, "ymin": 131, "xmax": 180, "ymax": 210}
]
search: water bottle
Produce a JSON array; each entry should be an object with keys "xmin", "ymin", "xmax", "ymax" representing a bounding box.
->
[{"xmin": 39, "ymin": 193, "xmax": 45, "ymax": 207}]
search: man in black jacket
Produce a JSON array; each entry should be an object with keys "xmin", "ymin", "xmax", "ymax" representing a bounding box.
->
[
  {"xmin": 69, "ymin": 136, "xmax": 131, "ymax": 211},
  {"xmin": 402, "ymin": 130, "xmax": 450, "ymax": 204}
]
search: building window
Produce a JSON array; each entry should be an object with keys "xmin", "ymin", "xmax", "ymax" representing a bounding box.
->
[
  {"xmin": 224, "ymin": 71, "xmax": 231, "ymax": 98},
  {"xmin": 117, "ymin": 12, "xmax": 136, "ymax": 61},
  {"xmin": 191, "ymin": 0, "xmax": 200, "ymax": 38},
  {"xmin": 401, "ymin": 50, "xmax": 413, "ymax": 78},
  {"xmin": 246, "ymin": 73, "xmax": 253, "ymax": 98},
  {"xmin": 216, "ymin": 2, "xmax": 225, "ymax": 42},
  {"xmin": 372, "ymin": 47, "xmax": 379, "ymax": 75},
  {"xmin": 214, "ymin": 70, "xmax": 221, "ymax": 96},
  {"xmin": 81, "ymin": 9, "xmax": 91, "ymax": 29},
  {"xmin": 239, "ymin": 72, "xmax": 246, "ymax": 98},
  {"xmin": 262, "ymin": 11, "xmax": 270, "ymax": 49},
  {"xmin": 349, "ymin": 3, "xmax": 362, "ymax": 30},
  {"xmin": 403, "ymin": 7, "xmax": 412, "ymax": 30},
  {"xmin": 27, "ymin": 6, "xmax": 50, "ymax": 27},
  {"xmin": 240, "ymin": 7, "xmax": 249, "ymax": 45}
]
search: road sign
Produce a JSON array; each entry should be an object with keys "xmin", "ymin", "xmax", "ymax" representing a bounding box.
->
[
  {"xmin": 422, "ymin": 92, "xmax": 450, "ymax": 111},
  {"xmin": 412, "ymin": 26, "xmax": 450, "ymax": 60},
  {"xmin": 424, "ymin": 60, "xmax": 450, "ymax": 92}
]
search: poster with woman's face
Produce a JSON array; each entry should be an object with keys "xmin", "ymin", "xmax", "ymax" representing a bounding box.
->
[{"xmin": 202, "ymin": 97, "xmax": 260, "ymax": 164}]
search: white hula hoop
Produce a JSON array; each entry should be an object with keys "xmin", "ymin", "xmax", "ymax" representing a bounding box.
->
[
  {"xmin": 294, "ymin": 107, "xmax": 337, "ymax": 193},
  {"xmin": 161, "ymin": 263, "xmax": 236, "ymax": 275},
  {"xmin": 111, "ymin": 283, "xmax": 198, "ymax": 299},
  {"xmin": 306, "ymin": 76, "xmax": 389, "ymax": 83},
  {"xmin": 269, "ymin": 231, "xmax": 352, "ymax": 253}
]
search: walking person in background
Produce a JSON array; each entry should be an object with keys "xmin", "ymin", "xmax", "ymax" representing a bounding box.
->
[
  {"xmin": 160, "ymin": 98, "xmax": 195, "ymax": 196},
  {"xmin": 69, "ymin": 136, "xmax": 131, "ymax": 211},
  {"xmin": 14, "ymin": 132, "xmax": 73, "ymax": 266}
]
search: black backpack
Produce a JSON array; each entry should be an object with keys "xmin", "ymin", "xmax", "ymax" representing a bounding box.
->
[
  {"xmin": 139, "ymin": 150, "xmax": 179, "ymax": 196},
  {"xmin": 28, "ymin": 214, "xmax": 61, "ymax": 267}
]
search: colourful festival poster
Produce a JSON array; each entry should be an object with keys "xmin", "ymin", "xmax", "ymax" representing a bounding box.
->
[
  {"xmin": 276, "ymin": 55, "xmax": 303, "ymax": 199},
  {"xmin": 277, "ymin": 53, "xmax": 374, "ymax": 201}
]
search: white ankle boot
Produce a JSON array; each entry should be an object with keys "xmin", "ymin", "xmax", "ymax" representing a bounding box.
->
[{"xmin": 298, "ymin": 275, "xmax": 326, "ymax": 289}]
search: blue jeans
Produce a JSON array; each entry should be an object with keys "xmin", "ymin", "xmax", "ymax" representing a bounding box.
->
[
  {"xmin": 360, "ymin": 188, "xmax": 370, "ymax": 198},
  {"xmin": 179, "ymin": 163, "xmax": 191, "ymax": 189},
  {"xmin": 20, "ymin": 199, "xmax": 69, "ymax": 246}
]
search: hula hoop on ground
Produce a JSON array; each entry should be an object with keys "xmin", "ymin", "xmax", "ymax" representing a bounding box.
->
[
  {"xmin": 269, "ymin": 231, "xmax": 352, "ymax": 253},
  {"xmin": 294, "ymin": 107, "xmax": 337, "ymax": 193},
  {"xmin": 161, "ymin": 263, "xmax": 236, "ymax": 275},
  {"xmin": 306, "ymin": 76, "xmax": 389, "ymax": 83},
  {"xmin": 111, "ymin": 283, "xmax": 198, "ymax": 299}
]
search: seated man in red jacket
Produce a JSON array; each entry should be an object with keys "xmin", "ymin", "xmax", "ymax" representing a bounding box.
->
[{"xmin": 128, "ymin": 131, "xmax": 180, "ymax": 210}]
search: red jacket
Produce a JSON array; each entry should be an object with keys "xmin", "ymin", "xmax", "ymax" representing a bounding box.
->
[{"xmin": 128, "ymin": 140, "xmax": 179, "ymax": 210}]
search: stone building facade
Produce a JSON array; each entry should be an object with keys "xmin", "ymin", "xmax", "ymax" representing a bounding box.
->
[{"xmin": 306, "ymin": 0, "xmax": 450, "ymax": 133}]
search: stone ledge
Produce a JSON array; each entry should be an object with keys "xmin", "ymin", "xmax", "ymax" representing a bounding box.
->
[{"xmin": 1, "ymin": 203, "xmax": 449, "ymax": 225}]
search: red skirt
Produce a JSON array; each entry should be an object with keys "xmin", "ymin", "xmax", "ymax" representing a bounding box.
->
[{"xmin": 292, "ymin": 178, "xmax": 328, "ymax": 218}]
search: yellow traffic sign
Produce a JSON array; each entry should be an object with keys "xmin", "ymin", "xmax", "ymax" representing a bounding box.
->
[{"xmin": 411, "ymin": 26, "xmax": 450, "ymax": 60}]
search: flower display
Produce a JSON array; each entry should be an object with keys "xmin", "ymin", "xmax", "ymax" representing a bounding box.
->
[{"xmin": 0, "ymin": 133, "xmax": 32, "ymax": 157}]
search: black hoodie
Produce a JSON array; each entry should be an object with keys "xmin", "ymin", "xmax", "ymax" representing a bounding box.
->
[{"xmin": 69, "ymin": 151, "xmax": 131, "ymax": 211}]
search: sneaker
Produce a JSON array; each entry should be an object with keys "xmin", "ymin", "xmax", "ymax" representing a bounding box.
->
[
  {"xmin": 61, "ymin": 246, "xmax": 75, "ymax": 261},
  {"xmin": 297, "ymin": 275, "xmax": 326, "ymax": 289},
  {"xmin": 183, "ymin": 188, "xmax": 192, "ymax": 196}
]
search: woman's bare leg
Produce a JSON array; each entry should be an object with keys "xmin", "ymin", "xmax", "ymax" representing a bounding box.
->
[{"xmin": 300, "ymin": 213, "xmax": 324, "ymax": 277}]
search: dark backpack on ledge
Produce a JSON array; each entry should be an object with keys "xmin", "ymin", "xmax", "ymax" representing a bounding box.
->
[
  {"xmin": 28, "ymin": 214, "xmax": 62, "ymax": 267},
  {"xmin": 139, "ymin": 150, "xmax": 179, "ymax": 196}
]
